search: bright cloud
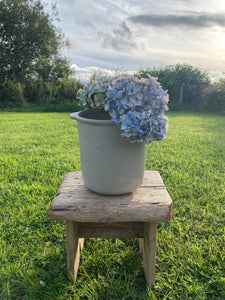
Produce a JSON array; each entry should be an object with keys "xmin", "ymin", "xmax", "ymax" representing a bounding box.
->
[{"xmin": 71, "ymin": 64, "xmax": 134, "ymax": 83}]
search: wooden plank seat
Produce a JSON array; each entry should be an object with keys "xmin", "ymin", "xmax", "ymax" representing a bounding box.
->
[{"xmin": 49, "ymin": 170, "xmax": 173, "ymax": 286}]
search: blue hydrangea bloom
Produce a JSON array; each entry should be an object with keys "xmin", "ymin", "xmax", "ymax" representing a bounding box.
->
[
  {"xmin": 105, "ymin": 75, "xmax": 169, "ymax": 144},
  {"xmin": 76, "ymin": 74, "xmax": 169, "ymax": 144}
]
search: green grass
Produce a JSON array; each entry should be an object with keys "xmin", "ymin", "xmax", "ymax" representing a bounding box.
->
[{"xmin": 0, "ymin": 111, "xmax": 224, "ymax": 299}]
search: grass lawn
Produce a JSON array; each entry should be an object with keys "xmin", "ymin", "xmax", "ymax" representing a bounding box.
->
[{"xmin": 0, "ymin": 111, "xmax": 224, "ymax": 299}]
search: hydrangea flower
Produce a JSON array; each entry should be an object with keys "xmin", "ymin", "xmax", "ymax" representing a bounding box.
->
[
  {"xmin": 76, "ymin": 74, "xmax": 169, "ymax": 144},
  {"xmin": 76, "ymin": 77, "xmax": 112, "ymax": 108}
]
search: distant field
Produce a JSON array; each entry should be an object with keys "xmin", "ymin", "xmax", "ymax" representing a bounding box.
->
[{"xmin": 0, "ymin": 112, "xmax": 224, "ymax": 299}]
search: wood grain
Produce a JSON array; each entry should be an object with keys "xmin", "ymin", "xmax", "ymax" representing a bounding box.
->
[
  {"xmin": 143, "ymin": 222, "xmax": 157, "ymax": 286},
  {"xmin": 49, "ymin": 171, "xmax": 172, "ymax": 223},
  {"xmin": 78, "ymin": 222, "xmax": 144, "ymax": 238},
  {"xmin": 66, "ymin": 221, "xmax": 80, "ymax": 282}
]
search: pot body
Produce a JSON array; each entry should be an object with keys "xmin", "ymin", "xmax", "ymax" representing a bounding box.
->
[{"xmin": 70, "ymin": 110, "xmax": 146, "ymax": 195}]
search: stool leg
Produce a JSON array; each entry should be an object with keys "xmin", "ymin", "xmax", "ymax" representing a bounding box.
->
[
  {"xmin": 139, "ymin": 238, "xmax": 144, "ymax": 255},
  {"xmin": 66, "ymin": 221, "xmax": 80, "ymax": 282},
  {"xmin": 79, "ymin": 238, "xmax": 85, "ymax": 250},
  {"xmin": 143, "ymin": 222, "xmax": 157, "ymax": 287}
]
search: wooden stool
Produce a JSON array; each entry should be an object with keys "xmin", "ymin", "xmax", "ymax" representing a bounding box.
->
[{"xmin": 49, "ymin": 171, "xmax": 172, "ymax": 286}]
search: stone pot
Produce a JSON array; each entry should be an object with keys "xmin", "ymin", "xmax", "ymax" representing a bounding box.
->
[{"xmin": 70, "ymin": 109, "xmax": 146, "ymax": 195}]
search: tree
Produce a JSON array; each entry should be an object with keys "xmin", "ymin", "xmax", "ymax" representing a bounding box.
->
[
  {"xmin": 0, "ymin": 0, "xmax": 70, "ymax": 83},
  {"xmin": 136, "ymin": 64, "xmax": 210, "ymax": 110}
]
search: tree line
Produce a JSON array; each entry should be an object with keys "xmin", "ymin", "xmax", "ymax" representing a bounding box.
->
[
  {"xmin": 135, "ymin": 65, "xmax": 225, "ymax": 113},
  {"xmin": 0, "ymin": 0, "xmax": 224, "ymax": 113}
]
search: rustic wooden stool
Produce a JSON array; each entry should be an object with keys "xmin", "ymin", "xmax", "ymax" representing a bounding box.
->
[{"xmin": 49, "ymin": 171, "xmax": 172, "ymax": 286}]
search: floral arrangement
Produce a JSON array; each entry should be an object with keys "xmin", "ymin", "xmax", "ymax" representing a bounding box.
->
[{"xmin": 76, "ymin": 74, "xmax": 169, "ymax": 144}]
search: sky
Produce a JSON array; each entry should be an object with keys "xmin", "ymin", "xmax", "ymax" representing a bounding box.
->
[{"xmin": 50, "ymin": 0, "xmax": 225, "ymax": 82}]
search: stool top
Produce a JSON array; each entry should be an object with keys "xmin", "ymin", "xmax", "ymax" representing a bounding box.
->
[{"xmin": 49, "ymin": 171, "xmax": 172, "ymax": 223}]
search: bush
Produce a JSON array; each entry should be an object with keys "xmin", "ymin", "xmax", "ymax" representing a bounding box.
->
[
  {"xmin": 135, "ymin": 64, "xmax": 210, "ymax": 110},
  {"xmin": 54, "ymin": 78, "xmax": 83, "ymax": 101},
  {"xmin": 1, "ymin": 77, "xmax": 83, "ymax": 110},
  {"xmin": 0, "ymin": 80, "xmax": 25, "ymax": 108},
  {"xmin": 201, "ymin": 79, "xmax": 225, "ymax": 113}
]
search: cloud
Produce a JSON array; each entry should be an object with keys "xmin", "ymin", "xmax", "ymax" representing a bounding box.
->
[
  {"xmin": 57, "ymin": 0, "xmax": 225, "ymax": 81},
  {"xmin": 129, "ymin": 12, "xmax": 225, "ymax": 28},
  {"xmin": 60, "ymin": 1, "xmax": 138, "ymax": 53},
  {"xmin": 71, "ymin": 64, "xmax": 134, "ymax": 83},
  {"xmin": 99, "ymin": 22, "xmax": 137, "ymax": 51}
]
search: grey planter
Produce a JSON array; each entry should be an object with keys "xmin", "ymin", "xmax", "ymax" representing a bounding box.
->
[{"xmin": 70, "ymin": 109, "xmax": 146, "ymax": 195}]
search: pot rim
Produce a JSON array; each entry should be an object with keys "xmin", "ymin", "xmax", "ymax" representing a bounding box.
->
[{"xmin": 70, "ymin": 110, "xmax": 116, "ymax": 126}]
